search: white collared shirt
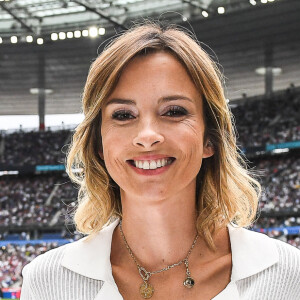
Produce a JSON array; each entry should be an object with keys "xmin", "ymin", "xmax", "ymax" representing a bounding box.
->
[{"xmin": 21, "ymin": 219, "xmax": 300, "ymax": 299}]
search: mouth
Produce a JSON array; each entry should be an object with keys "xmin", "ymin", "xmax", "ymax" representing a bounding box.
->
[{"xmin": 127, "ymin": 157, "xmax": 176, "ymax": 170}]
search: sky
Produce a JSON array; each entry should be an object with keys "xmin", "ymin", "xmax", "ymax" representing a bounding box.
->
[{"xmin": 0, "ymin": 114, "xmax": 84, "ymax": 131}]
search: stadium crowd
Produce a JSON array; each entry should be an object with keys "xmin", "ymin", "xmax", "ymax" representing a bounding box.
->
[
  {"xmin": 0, "ymin": 129, "xmax": 70, "ymax": 166},
  {"xmin": 256, "ymin": 156, "xmax": 300, "ymax": 213},
  {"xmin": 232, "ymin": 90, "xmax": 300, "ymax": 148},
  {"xmin": 0, "ymin": 243, "xmax": 58, "ymax": 289},
  {"xmin": 254, "ymin": 216, "xmax": 300, "ymax": 229},
  {"xmin": 0, "ymin": 175, "xmax": 76, "ymax": 227}
]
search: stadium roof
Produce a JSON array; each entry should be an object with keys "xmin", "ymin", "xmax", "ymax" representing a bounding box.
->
[
  {"xmin": 0, "ymin": 0, "xmax": 272, "ymax": 35},
  {"xmin": 0, "ymin": 0, "xmax": 299, "ymax": 115}
]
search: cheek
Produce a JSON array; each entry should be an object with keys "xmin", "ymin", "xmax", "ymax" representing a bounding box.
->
[
  {"xmin": 177, "ymin": 121, "xmax": 204, "ymax": 153},
  {"xmin": 101, "ymin": 122, "xmax": 122, "ymax": 156},
  {"xmin": 175, "ymin": 123, "xmax": 205, "ymax": 174},
  {"xmin": 101, "ymin": 128, "xmax": 131, "ymax": 178},
  {"xmin": 102, "ymin": 133, "xmax": 122, "ymax": 165}
]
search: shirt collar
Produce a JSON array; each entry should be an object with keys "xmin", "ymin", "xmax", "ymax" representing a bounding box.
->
[
  {"xmin": 61, "ymin": 219, "xmax": 279, "ymax": 284},
  {"xmin": 228, "ymin": 223, "xmax": 279, "ymax": 281},
  {"xmin": 61, "ymin": 218, "xmax": 120, "ymax": 286}
]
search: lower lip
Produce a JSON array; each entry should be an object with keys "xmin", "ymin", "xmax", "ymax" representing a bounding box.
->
[{"xmin": 127, "ymin": 161, "xmax": 175, "ymax": 176}]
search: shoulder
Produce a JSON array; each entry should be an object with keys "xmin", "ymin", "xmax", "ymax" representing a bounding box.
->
[
  {"xmin": 272, "ymin": 238, "xmax": 300, "ymax": 271},
  {"xmin": 259, "ymin": 239, "xmax": 300, "ymax": 298},
  {"xmin": 232, "ymin": 228, "xmax": 300, "ymax": 299},
  {"xmin": 22, "ymin": 243, "xmax": 69, "ymax": 294},
  {"xmin": 23, "ymin": 243, "xmax": 68, "ymax": 277},
  {"xmin": 21, "ymin": 240, "xmax": 103, "ymax": 300},
  {"xmin": 21, "ymin": 244, "xmax": 68, "ymax": 299},
  {"xmin": 240, "ymin": 228, "xmax": 300, "ymax": 274}
]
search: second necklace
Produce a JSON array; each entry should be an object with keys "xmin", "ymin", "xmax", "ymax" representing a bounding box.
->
[{"xmin": 119, "ymin": 220, "xmax": 199, "ymax": 299}]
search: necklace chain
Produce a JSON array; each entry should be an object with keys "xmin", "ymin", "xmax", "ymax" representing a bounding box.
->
[{"xmin": 119, "ymin": 220, "xmax": 199, "ymax": 279}]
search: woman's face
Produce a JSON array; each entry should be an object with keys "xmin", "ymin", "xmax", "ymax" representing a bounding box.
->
[{"xmin": 101, "ymin": 51, "xmax": 213, "ymax": 201}]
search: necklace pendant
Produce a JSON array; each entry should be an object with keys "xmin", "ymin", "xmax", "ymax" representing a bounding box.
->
[
  {"xmin": 183, "ymin": 277, "xmax": 195, "ymax": 288},
  {"xmin": 139, "ymin": 282, "xmax": 154, "ymax": 299}
]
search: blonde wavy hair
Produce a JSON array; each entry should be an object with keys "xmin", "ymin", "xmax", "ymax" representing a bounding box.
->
[{"xmin": 67, "ymin": 22, "xmax": 261, "ymax": 250}]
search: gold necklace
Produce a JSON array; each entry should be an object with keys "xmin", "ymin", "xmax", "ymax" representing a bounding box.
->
[{"xmin": 119, "ymin": 220, "xmax": 199, "ymax": 299}]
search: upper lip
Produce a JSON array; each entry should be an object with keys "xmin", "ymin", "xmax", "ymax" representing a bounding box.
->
[{"xmin": 128, "ymin": 154, "xmax": 175, "ymax": 161}]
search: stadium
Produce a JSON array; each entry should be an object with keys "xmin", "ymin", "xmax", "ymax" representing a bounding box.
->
[{"xmin": 0, "ymin": 0, "xmax": 299, "ymax": 299}]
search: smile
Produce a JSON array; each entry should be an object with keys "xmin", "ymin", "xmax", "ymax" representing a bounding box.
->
[{"xmin": 128, "ymin": 157, "xmax": 176, "ymax": 170}]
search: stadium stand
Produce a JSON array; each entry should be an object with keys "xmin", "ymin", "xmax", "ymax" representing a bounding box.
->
[
  {"xmin": 232, "ymin": 88, "xmax": 300, "ymax": 148},
  {"xmin": 0, "ymin": 175, "xmax": 72, "ymax": 227},
  {"xmin": 0, "ymin": 130, "xmax": 71, "ymax": 166}
]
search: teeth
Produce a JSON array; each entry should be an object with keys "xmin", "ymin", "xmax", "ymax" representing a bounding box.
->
[
  {"xmin": 150, "ymin": 161, "xmax": 156, "ymax": 169},
  {"xmin": 133, "ymin": 158, "xmax": 173, "ymax": 170},
  {"xmin": 143, "ymin": 161, "xmax": 150, "ymax": 169},
  {"xmin": 156, "ymin": 159, "xmax": 162, "ymax": 168}
]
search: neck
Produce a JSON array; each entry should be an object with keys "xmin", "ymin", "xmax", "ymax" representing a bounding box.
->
[{"xmin": 113, "ymin": 185, "xmax": 200, "ymax": 271}]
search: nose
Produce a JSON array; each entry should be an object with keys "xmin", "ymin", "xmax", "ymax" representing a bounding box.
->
[{"xmin": 132, "ymin": 120, "xmax": 164, "ymax": 149}]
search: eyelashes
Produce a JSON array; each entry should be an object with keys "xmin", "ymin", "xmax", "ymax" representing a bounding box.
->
[
  {"xmin": 112, "ymin": 110, "xmax": 135, "ymax": 121},
  {"xmin": 111, "ymin": 106, "xmax": 188, "ymax": 121},
  {"xmin": 164, "ymin": 106, "xmax": 188, "ymax": 117}
]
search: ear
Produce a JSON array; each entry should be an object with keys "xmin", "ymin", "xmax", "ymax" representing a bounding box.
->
[{"xmin": 202, "ymin": 140, "xmax": 214, "ymax": 158}]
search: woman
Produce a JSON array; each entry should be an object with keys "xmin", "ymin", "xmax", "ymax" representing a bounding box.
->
[{"xmin": 21, "ymin": 23, "xmax": 300, "ymax": 300}]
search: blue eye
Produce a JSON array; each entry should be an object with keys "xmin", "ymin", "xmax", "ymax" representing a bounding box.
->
[
  {"xmin": 164, "ymin": 106, "xmax": 188, "ymax": 117},
  {"xmin": 112, "ymin": 110, "xmax": 135, "ymax": 121}
]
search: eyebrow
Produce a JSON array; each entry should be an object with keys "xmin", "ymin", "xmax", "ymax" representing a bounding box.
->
[{"xmin": 105, "ymin": 95, "xmax": 194, "ymax": 106}]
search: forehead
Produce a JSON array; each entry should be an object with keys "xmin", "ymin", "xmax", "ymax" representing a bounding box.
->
[
  {"xmin": 107, "ymin": 51, "xmax": 201, "ymax": 104},
  {"xmin": 120, "ymin": 51, "xmax": 189, "ymax": 81}
]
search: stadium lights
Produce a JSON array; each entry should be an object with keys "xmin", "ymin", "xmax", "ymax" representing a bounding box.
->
[
  {"xmin": 218, "ymin": 7, "xmax": 225, "ymax": 14},
  {"xmin": 272, "ymin": 148, "xmax": 289, "ymax": 154},
  {"xmin": 26, "ymin": 35, "xmax": 33, "ymax": 43},
  {"xmin": 51, "ymin": 33, "xmax": 58, "ymax": 41},
  {"xmin": 59, "ymin": 32, "xmax": 66, "ymax": 40},
  {"xmin": 30, "ymin": 88, "xmax": 53, "ymax": 94},
  {"xmin": 255, "ymin": 67, "xmax": 282, "ymax": 76},
  {"xmin": 11, "ymin": 36, "xmax": 18, "ymax": 43},
  {"xmin": 98, "ymin": 27, "xmax": 105, "ymax": 35},
  {"xmin": 2, "ymin": 26, "xmax": 105, "ymax": 45},
  {"xmin": 67, "ymin": 32, "xmax": 74, "ymax": 38},
  {"xmin": 202, "ymin": 11, "xmax": 209, "ymax": 17},
  {"xmin": 89, "ymin": 27, "xmax": 98, "ymax": 37},
  {"xmin": 74, "ymin": 30, "xmax": 81, "ymax": 38},
  {"xmin": 249, "ymin": 0, "xmax": 256, "ymax": 5},
  {"xmin": 0, "ymin": 170, "xmax": 19, "ymax": 176}
]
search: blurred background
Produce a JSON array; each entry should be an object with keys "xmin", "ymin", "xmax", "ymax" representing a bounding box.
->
[{"xmin": 0, "ymin": 0, "xmax": 299, "ymax": 298}]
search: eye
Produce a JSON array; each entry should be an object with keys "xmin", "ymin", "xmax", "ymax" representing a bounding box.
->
[
  {"xmin": 111, "ymin": 110, "xmax": 135, "ymax": 121},
  {"xmin": 163, "ymin": 106, "xmax": 188, "ymax": 117}
]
